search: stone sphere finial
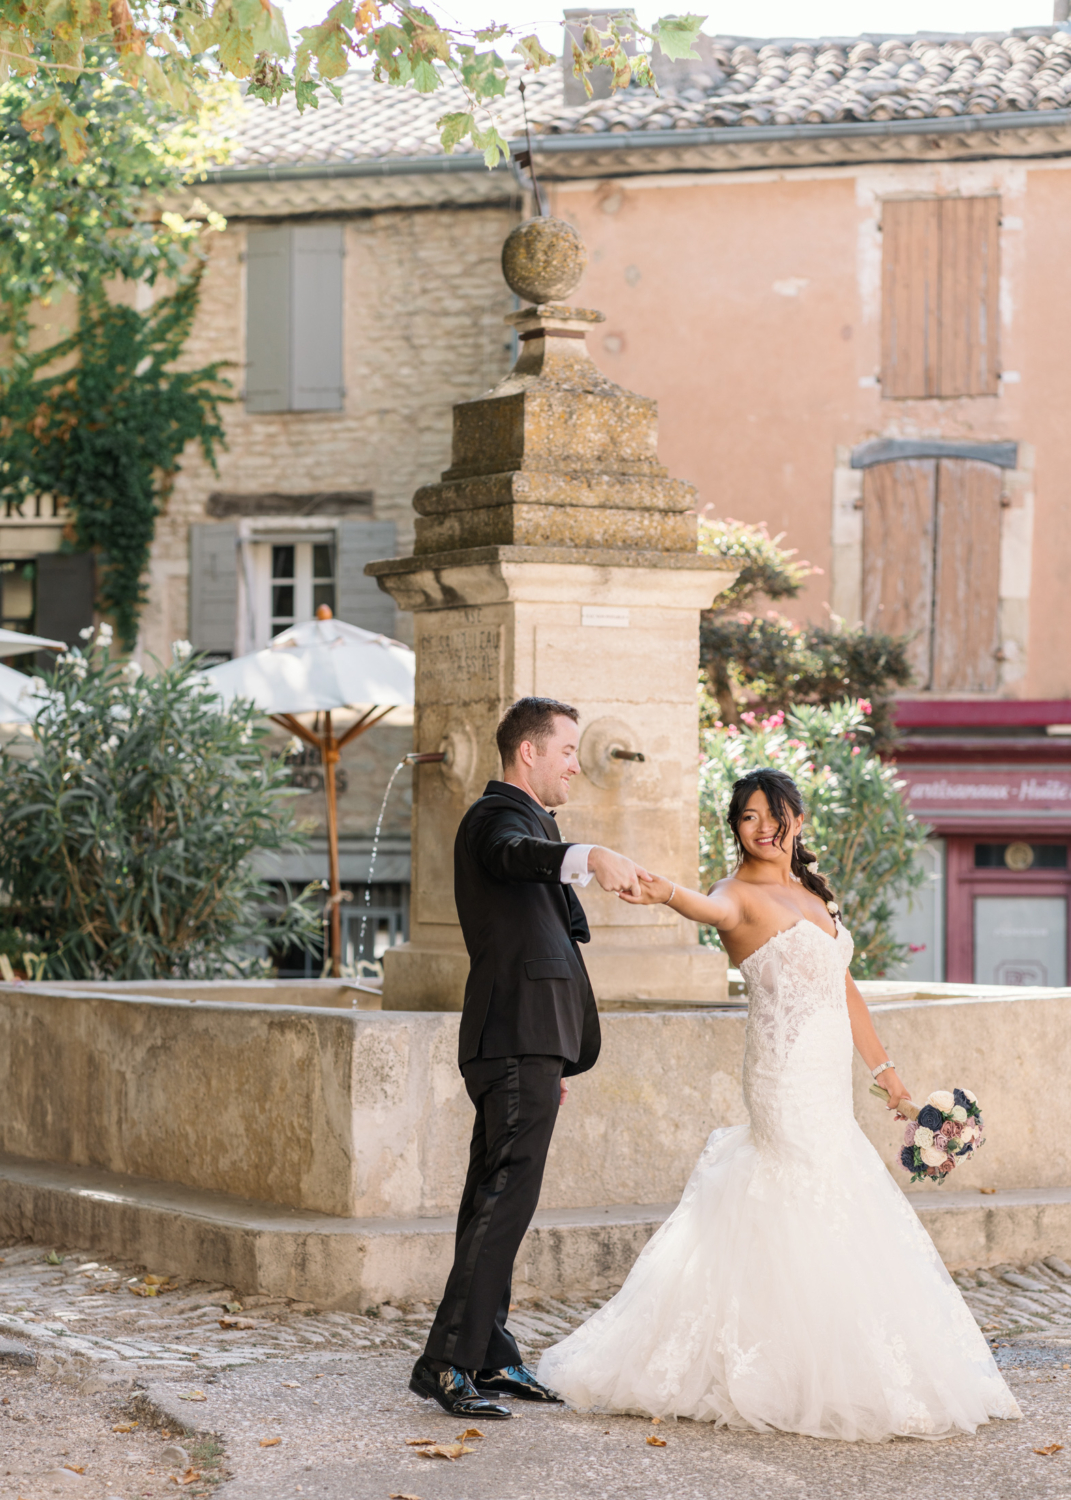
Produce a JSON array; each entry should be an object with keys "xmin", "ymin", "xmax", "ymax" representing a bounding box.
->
[{"xmin": 501, "ymin": 216, "xmax": 587, "ymax": 306}]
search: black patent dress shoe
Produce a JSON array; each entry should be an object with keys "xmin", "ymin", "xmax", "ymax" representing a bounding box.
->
[
  {"xmin": 409, "ymin": 1356, "xmax": 512, "ymax": 1419},
  {"xmin": 473, "ymin": 1363, "xmax": 563, "ymax": 1403}
]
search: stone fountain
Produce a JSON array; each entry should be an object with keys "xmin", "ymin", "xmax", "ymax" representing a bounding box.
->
[{"xmin": 367, "ymin": 217, "xmax": 737, "ymax": 1009}]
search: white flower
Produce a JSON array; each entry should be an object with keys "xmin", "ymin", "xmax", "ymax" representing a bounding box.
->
[
  {"xmin": 914, "ymin": 1126, "xmax": 935, "ymax": 1149},
  {"xmin": 927, "ymin": 1090, "xmax": 955, "ymax": 1113},
  {"xmin": 826, "ymin": 901, "xmax": 839, "ymax": 915},
  {"xmin": 806, "ymin": 861, "xmax": 819, "ymax": 874},
  {"xmin": 963, "ymin": 1089, "xmax": 977, "ymax": 1105},
  {"xmin": 919, "ymin": 1145, "xmax": 948, "ymax": 1168},
  {"xmin": 105, "ymin": 735, "xmax": 121, "ymax": 751},
  {"xmin": 171, "ymin": 639, "xmax": 193, "ymax": 662},
  {"xmin": 97, "ymin": 622, "xmax": 113, "ymax": 643},
  {"xmin": 78, "ymin": 626, "xmax": 94, "ymax": 640},
  {"xmin": 122, "ymin": 661, "xmax": 143, "ymax": 682},
  {"xmin": 30, "ymin": 676, "xmax": 45, "ymax": 693},
  {"xmin": 950, "ymin": 1104, "xmax": 968, "ymax": 1124},
  {"xmin": 109, "ymin": 704, "xmax": 131, "ymax": 721},
  {"xmin": 71, "ymin": 700, "xmax": 90, "ymax": 714}
]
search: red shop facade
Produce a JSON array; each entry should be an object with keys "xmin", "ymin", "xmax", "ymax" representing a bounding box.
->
[{"xmin": 893, "ymin": 701, "xmax": 1071, "ymax": 986}]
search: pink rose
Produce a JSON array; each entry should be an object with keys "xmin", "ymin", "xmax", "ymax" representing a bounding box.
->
[
  {"xmin": 938, "ymin": 1158, "xmax": 956, "ymax": 1175},
  {"xmin": 904, "ymin": 1122, "xmax": 917, "ymax": 1145}
]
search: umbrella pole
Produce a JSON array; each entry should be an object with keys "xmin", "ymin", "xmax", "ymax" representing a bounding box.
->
[{"xmin": 323, "ymin": 710, "xmax": 343, "ymax": 980}]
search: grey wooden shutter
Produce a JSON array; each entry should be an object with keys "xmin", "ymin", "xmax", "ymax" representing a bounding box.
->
[
  {"xmin": 336, "ymin": 521, "xmax": 397, "ymax": 635},
  {"xmin": 189, "ymin": 522, "xmax": 238, "ymax": 658},
  {"xmin": 291, "ymin": 225, "xmax": 344, "ymax": 412},
  {"xmin": 246, "ymin": 227, "xmax": 291, "ymax": 413},
  {"xmin": 35, "ymin": 552, "xmax": 95, "ymax": 649}
]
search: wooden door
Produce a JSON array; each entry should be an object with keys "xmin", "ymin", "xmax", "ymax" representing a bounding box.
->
[
  {"xmin": 931, "ymin": 458, "xmax": 1002, "ymax": 692},
  {"xmin": 861, "ymin": 458, "xmax": 937, "ymax": 686}
]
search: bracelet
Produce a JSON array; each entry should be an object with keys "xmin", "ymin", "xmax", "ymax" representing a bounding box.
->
[
  {"xmin": 871, "ymin": 1060, "xmax": 896, "ymax": 1080},
  {"xmin": 663, "ymin": 883, "xmax": 677, "ymax": 907}
]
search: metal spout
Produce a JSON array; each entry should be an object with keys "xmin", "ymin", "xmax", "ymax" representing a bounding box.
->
[
  {"xmin": 610, "ymin": 748, "xmax": 646, "ymax": 762},
  {"xmin": 405, "ymin": 751, "xmax": 447, "ymax": 765}
]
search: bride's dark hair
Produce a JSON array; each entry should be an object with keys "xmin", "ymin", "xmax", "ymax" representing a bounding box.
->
[{"xmin": 726, "ymin": 767, "xmax": 838, "ymax": 909}]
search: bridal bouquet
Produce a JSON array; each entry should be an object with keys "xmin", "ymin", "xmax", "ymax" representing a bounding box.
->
[{"xmin": 874, "ymin": 1087, "xmax": 985, "ymax": 1184}]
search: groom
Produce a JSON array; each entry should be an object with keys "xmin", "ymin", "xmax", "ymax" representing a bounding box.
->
[{"xmin": 409, "ymin": 696, "xmax": 648, "ymax": 1420}]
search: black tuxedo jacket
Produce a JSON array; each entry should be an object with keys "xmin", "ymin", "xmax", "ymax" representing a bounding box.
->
[{"xmin": 454, "ymin": 780, "xmax": 600, "ymax": 1077}]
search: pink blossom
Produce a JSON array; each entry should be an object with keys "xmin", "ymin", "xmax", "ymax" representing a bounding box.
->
[
  {"xmin": 904, "ymin": 1122, "xmax": 917, "ymax": 1145},
  {"xmin": 858, "ymin": 699, "xmax": 873, "ymax": 715},
  {"xmin": 741, "ymin": 711, "xmax": 757, "ymax": 726},
  {"xmin": 938, "ymin": 1158, "xmax": 956, "ymax": 1175},
  {"xmin": 787, "ymin": 739, "xmax": 803, "ymax": 749},
  {"xmin": 725, "ymin": 725, "xmax": 739, "ymax": 737},
  {"xmin": 851, "ymin": 746, "xmax": 861, "ymax": 756},
  {"xmin": 909, "ymin": 943, "xmax": 926, "ymax": 953}
]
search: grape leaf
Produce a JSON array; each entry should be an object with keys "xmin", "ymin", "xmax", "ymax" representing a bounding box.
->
[{"xmin": 652, "ymin": 12, "xmax": 705, "ymax": 60}]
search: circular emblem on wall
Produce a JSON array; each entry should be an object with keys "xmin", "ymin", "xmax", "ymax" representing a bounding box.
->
[{"xmin": 1004, "ymin": 841, "xmax": 1035, "ymax": 871}]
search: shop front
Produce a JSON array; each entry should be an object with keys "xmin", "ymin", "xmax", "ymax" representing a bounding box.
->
[{"xmin": 891, "ymin": 703, "xmax": 1071, "ymax": 985}]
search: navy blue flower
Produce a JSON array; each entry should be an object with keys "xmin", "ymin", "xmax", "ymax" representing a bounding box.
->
[
  {"xmin": 917, "ymin": 1104, "xmax": 943, "ymax": 1132},
  {"xmin": 953, "ymin": 1088, "xmax": 968, "ymax": 1109},
  {"xmin": 900, "ymin": 1146, "xmax": 916, "ymax": 1171}
]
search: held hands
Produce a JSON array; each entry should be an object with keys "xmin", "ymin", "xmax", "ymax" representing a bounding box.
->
[
  {"xmin": 619, "ymin": 871, "xmax": 674, "ymax": 906},
  {"xmin": 588, "ymin": 847, "xmax": 651, "ymax": 899},
  {"xmin": 877, "ymin": 1069, "xmax": 913, "ymax": 1113}
]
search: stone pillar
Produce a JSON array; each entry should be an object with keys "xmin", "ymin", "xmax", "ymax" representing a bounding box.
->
[{"xmin": 367, "ymin": 218, "xmax": 736, "ymax": 1009}]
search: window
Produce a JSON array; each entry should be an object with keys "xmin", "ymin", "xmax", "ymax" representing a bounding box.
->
[
  {"xmin": 862, "ymin": 457, "xmax": 1002, "ymax": 691},
  {"xmin": 265, "ymin": 541, "xmax": 336, "ymax": 639},
  {"xmin": 881, "ymin": 196, "xmax": 1000, "ymax": 399},
  {"xmin": 245, "ymin": 225, "xmax": 344, "ymax": 413}
]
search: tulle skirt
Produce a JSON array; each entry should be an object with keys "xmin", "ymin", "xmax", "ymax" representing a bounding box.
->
[{"xmin": 537, "ymin": 1123, "xmax": 1021, "ymax": 1442}]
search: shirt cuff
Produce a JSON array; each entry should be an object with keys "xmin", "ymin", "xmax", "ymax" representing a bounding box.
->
[{"xmin": 560, "ymin": 844, "xmax": 595, "ymax": 887}]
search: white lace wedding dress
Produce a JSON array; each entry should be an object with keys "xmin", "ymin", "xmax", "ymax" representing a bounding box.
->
[{"xmin": 538, "ymin": 918, "xmax": 1021, "ymax": 1441}]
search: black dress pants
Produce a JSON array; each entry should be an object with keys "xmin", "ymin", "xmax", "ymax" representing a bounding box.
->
[{"xmin": 423, "ymin": 1053, "xmax": 563, "ymax": 1372}]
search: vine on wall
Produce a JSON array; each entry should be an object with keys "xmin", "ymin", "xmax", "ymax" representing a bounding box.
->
[{"xmin": 0, "ymin": 281, "xmax": 231, "ymax": 648}]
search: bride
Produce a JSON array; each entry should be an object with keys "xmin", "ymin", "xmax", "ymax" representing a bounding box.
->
[{"xmin": 537, "ymin": 766, "xmax": 1020, "ymax": 1442}]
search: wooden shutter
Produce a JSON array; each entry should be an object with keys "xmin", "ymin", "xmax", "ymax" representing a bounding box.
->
[
  {"xmin": 34, "ymin": 552, "xmax": 95, "ymax": 649},
  {"xmin": 881, "ymin": 197, "xmax": 1000, "ymax": 399},
  {"xmin": 931, "ymin": 459, "xmax": 1002, "ymax": 692},
  {"xmin": 937, "ymin": 197, "xmax": 1000, "ymax": 398},
  {"xmin": 881, "ymin": 199, "xmax": 941, "ymax": 400},
  {"xmin": 189, "ymin": 522, "xmax": 238, "ymax": 658},
  {"xmin": 245, "ymin": 228, "xmax": 291, "ymax": 413},
  {"xmin": 336, "ymin": 520, "xmax": 397, "ymax": 636},
  {"xmin": 862, "ymin": 460, "xmax": 937, "ymax": 687},
  {"xmin": 291, "ymin": 225, "xmax": 344, "ymax": 412}
]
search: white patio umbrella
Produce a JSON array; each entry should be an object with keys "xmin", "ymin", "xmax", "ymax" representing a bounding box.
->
[
  {"xmin": 0, "ymin": 661, "xmax": 50, "ymax": 724},
  {"xmin": 0, "ymin": 627, "xmax": 65, "ymax": 658},
  {"xmin": 200, "ymin": 607, "xmax": 416, "ymax": 976}
]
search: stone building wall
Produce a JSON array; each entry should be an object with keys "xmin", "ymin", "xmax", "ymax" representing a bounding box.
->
[{"xmin": 141, "ymin": 202, "xmax": 520, "ymax": 664}]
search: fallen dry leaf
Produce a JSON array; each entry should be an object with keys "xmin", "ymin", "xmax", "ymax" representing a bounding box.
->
[
  {"xmin": 455, "ymin": 1428, "xmax": 484, "ymax": 1441},
  {"xmin": 1034, "ymin": 1444, "xmax": 1064, "ymax": 1456},
  {"xmin": 651, "ymin": 1417, "xmax": 663, "ymax": 1425},
  {"xmin": 63, "ymin": 1466, "xmax": 85, "ymax": 1474},
  {"xmin": 980, "ymin": 1187, "xmax": 997, "ymax": 1195},
  {"xmin": 417, "ymin": 1443, "xmax": 474, "ymax": 1461},
  {"xmin": 219, "ymin": 1316, "xmax": 258, "ymax": 1330},
  {"xmin": 112, "ymin": 1423, "xmax": 137, "ymax": 1433},
  {"xmin": 389, "ymin": 1493, "xmax": 424, "ymax": 1499},
  {"xmin": 404, "ymin": 1439, "xmax": 435, "ymax": 1447},
  {"xmin": 129, "ymin": 1283, "xmax": 158, "ymax": 1297},
  {"xmin": 259, "ymin": 1437, "xmax": 281, "ymax": 1448},
  {"xmin": 646, "ymin": 1435, "xmax": 667, "ymax": 1447},
  {"xmin": 169, "ymin": 1470, "xmax": 201, "ymax": 1487},
  {"xmin": 143, "ymin": 1274, "xmax": 166, "ymax": 1285},
  {"xmin": 280, "ymin": 1381, "xmax": 300, "ymax": 1388},
  {"xmin": 178, "ymin": 1391, "xmax": 206, "ymax": 1402}
]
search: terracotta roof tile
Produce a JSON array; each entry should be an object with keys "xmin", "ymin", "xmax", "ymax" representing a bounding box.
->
[{"xmin": 221, "ymin": 29, "xmax": 1071, "ymax": 172}]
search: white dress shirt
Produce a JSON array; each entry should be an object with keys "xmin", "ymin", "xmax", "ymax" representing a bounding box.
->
[{"xmin": 560, "ymin": 843, "xmax": 595, "ymax": 887}]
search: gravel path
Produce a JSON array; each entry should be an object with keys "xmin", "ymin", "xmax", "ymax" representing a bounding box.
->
[{"xmin": 5, "ymin": 1237, "xmax": 1071, "ymax": 1499}]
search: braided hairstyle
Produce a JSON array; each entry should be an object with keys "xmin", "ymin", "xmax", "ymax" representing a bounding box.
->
[{"xmin": 726, "ymin": 767, "xmax": 839, "ymax": 911}]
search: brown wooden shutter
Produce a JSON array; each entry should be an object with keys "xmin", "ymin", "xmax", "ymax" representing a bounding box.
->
[
  {"xmin": 881, "ymin": 196, "xmax": 1000, "ymax": 399},
  {"xmin": 881, "ymin": 199, "xmax": 941, "ymax": 400},
  {"xmin": 861, "ymin": 459, "xmax": 937, "ymax": 687},
  {"xmin": 937, "ymin": 197, "xmax": 1000, "ymax": 398},
  {"xmin": 931, "ymin": 458, "xmax": 1002, "ymax": 692}
]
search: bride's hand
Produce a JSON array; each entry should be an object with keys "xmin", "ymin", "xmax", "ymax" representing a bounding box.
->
[
  {"xmin": 619, "ymin": 872, "xmax": 673, "ymax": 906},
  {"xmin": 879, "ymin": 1070, "xmax": 912, "ymax": 1113}
]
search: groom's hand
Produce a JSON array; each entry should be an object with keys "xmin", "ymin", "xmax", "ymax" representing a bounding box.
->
[{"xmin": 588, "ymin": 846, "xmax": 649, "ymax": 899}]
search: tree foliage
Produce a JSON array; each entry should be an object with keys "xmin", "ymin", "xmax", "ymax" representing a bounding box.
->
[
  {"xmin": 0, "ymin": 55, "xmax": 228, "ymax": 347},
  {"xmin": 0, "ymin": 629, "xmax": 321, "ymax": 980},
  {"xmin": 698, "ymin": 700, "xmax": 929, "ymax": 980},
  {"xmin": 0, "ymin": 281, "xmax": 230, "ymax": 647},
  {"xmin": 0, "ymin": 2, "xmax": 705, "ymax": 167},
  {"xmin": 698, "ymin": 518, "xmax": 913, "ymax": 751}
]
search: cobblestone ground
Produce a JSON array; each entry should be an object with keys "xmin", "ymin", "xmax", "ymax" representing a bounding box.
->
[{"xmin": 4, "ymin": 1238, "xmax": 1071, "ymax": 1500}]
